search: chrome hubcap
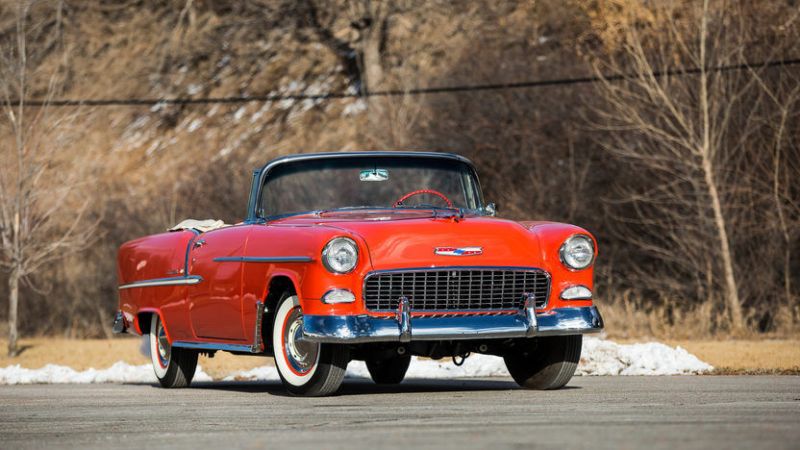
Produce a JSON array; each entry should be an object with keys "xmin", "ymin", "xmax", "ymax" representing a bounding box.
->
[
  {"xmin": 284, "ymin": 311, "xmax": 318, "ymax": 373},
  {"xmin": 156, "ymin": 322, "xmax": 170, "ymax": 367}
]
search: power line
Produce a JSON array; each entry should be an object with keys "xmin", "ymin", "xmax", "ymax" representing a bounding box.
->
[{"xmin": 11, "ymin": 57, "xmax": 800, "ymax": 107}]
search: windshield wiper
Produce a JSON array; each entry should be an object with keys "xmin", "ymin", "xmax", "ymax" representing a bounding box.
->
[
  {"xmin": 317, "ymin": 206, "xmax": 390, "ymax": 215},
  {"xmin": 395, "ymin": 204, "xmax": 467, "ymax": 219}
]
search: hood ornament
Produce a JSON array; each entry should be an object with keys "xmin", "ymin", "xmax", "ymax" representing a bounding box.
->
[{"xmin": 434, "ymin": 247, "xmax": 483, "ymax": 256}]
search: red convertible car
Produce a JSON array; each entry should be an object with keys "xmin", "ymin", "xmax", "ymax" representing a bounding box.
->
[{"xmin": 114, "ymin": 152, "xmax": 603, "ymax": 396}]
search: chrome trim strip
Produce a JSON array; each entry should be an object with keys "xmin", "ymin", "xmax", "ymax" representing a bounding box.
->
[
  {"xmin": 303, "ymin": 306, "xmax": 604, "ymax": 343},
  {"xmin": 212, "ymin": 256, "xmax": 313, "ymax": 263},
  {"xmin": 183, "ymin": 229, "xmax": 200, "ymax": 277},
  {"xmin": 172, "ymin": 341, "xmax": 254, "ymax": 353},
  {"xmin": 251, "ymin": 301, "xmax": 265, "ymax": 353},
  {"xmin": 118, "ymin": 275, "xmax": 203, "ymax": 290},
  {"xmin": 365, "ymin": 265, "xmax": 549, "ymax": 273}
]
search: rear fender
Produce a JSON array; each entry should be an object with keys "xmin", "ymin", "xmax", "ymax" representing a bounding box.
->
[{"xmin": 135, "ymin": 308, "xmax": 173, "ymax": 343}]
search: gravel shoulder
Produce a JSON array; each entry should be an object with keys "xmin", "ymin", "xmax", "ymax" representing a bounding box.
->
[{"xmin": 1, "ymin": 376, "xmax": 798, "ymax": 450}]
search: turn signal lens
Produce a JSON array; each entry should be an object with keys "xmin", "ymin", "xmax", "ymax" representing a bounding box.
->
[
  {"xmin": 560, "ymin": 285, "xmax": 593, "ymax": 300},
  {"xmin": 322, "ymin": 289, "xmax": 356, "ymax": 304}
]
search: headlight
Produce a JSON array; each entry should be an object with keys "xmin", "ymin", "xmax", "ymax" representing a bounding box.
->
[
  {"xmin": 322, "ymin": 237, "xmax": 359, "ymax": 274},
  {"xmin": 559, "ymin": 234, "xmax": 594, "ymax": 270}
]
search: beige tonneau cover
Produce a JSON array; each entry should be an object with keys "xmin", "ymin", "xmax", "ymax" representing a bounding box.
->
[{"xmin": 169, "ymin": 219, "xmax": 228, "ymax": 233}]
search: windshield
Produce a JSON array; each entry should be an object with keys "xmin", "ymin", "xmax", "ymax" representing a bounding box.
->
[{"xmin": 259, "ymin": 156, "xmax": 483, "ymax": 218}]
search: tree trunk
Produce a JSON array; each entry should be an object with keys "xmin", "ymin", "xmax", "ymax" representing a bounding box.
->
[
  {"xmin": 702, "ymin": 156, "xmax": 744, "ymax": 331},
  {"xmin": 361, "ymin": 17, "xmax": 390, "ymax": 144},
  {"xmin": 8, "ymin": 270, "xmax": 20, "ymax": 357},
  {"xmin": 697, "ymin": 0, "xmax": 742, "ymax": 332},
  {"xmin": 362, "ymin": 33, "xmax": 383, "ymax": 93}
]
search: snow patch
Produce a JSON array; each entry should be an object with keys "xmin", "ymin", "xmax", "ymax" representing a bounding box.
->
[
  {"xmin": 186, "ymin": 84, "xmax": 203, "ymax": 95},
  {"xmin": 578, "ymin": 337, "xmax": 713, "ymax": 375},
  {"xmin": 0, "ymin": 362, "xmax": 212, "ymax": 385},
  {"xmin": 342, "ymin": 99, "xmax": 367, "ymax": 116},
  {"xmin": 187, "ymin": 118, "xmax": 203, "ymax": 133},
  {"xmin": 233, "ymin": 106, "xmax": 247, "ymax": 122},
  {"xmin": 0, "ymin": 338, "xmax": 711, "ymax": 385},
  {"xmin": 220, "ymin": 337, "xmax": 712, "ymax": 381}
]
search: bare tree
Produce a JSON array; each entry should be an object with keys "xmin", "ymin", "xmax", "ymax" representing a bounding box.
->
[
  {"xmin": 746, "ymin": 65, "xmax": 800, "ymax": 310},
  {"xmin": 0, "ymin": 0, "xmax": 98, "ymax": 356},
  {"xmin": 591, "ymin": 0, "xmax": 767, "ymax": 331}
]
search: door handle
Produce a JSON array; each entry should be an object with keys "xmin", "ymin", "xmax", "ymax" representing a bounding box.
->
[{"xmin": 194, "ymin": 239, "xmax": 206, "ymax": 249}]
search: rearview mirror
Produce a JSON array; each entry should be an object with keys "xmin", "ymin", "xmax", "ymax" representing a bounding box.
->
[{"xmin": 359, "ymin": 169, "xmax": 389, "ymax": 182}]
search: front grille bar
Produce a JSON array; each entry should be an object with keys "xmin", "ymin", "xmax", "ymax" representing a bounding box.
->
[{"xmin": 363, "ymin": 267, "xmax": 550, "ymax": 312}]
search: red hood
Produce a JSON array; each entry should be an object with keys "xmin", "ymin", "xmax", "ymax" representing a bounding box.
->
[{"xmin": 272, "ymin": 211, "xmax": 544, "ymax": 270}]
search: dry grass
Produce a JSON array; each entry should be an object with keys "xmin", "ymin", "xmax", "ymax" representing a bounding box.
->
[
  {"xmin": 2, "ymin": 336, "xmax": 799, "ymax": 378},
  {"xmin": 617, "ymin": 339, "xmax": 800, "ymax": 374},
  {"xmin": 0, "ymin": 337, "xmax": 274, "ymax": 380},
  {"xmin": 599, "ymin": 295, "xmax": 800, "ymax": 340}
]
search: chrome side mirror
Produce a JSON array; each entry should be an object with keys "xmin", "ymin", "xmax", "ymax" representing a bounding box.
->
[{"xmin": 485, "ymin": 202, "xmax": 497, "ymax": 217}]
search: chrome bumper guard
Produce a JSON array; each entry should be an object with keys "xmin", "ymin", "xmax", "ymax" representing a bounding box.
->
[
  {"xmin": 302, "ymin": 303, "xmax": 604, "ymax": 344},
  {"xmin": 112, "ymin": 311, "xmax": 127, "ymax": 334}
]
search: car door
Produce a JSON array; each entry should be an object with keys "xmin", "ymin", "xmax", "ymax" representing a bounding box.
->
[{"xmin": 187, "ymin": 225, "xmax": 252, "ymax": 341}]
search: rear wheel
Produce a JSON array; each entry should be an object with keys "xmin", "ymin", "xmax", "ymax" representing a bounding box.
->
[
  {"xmin": 272, "ymin": 294, "xmax": 349, "ymax": 396},
  {"xmin": 503, "ymin": 335, "xmax": 582, "ymax": 390},
  {"xmin": 149, "ymin": 314, "xmax": 197, "ymax": 388},
  {"xmin": 366, "ymin": 354, "xmax": 411, "ymax": 384}
]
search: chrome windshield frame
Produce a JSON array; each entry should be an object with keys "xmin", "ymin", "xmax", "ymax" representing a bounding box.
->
[{"xmin": 247, "ymin": 151, "xmax": 486, "ymax": 222}]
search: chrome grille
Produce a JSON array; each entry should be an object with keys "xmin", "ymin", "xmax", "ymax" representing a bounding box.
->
[{"xmin": 363, "ymin": 268, "xmax": 550, "ymax": 311}]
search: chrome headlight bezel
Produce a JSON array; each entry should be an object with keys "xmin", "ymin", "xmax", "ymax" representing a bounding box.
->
[
  {"xmin": 559, "ymin": 234, "xmax": 595, "ymax": 271},
  {"xmin": 322, "ymin": 237, "xmax": 359, "ymax": 274}
]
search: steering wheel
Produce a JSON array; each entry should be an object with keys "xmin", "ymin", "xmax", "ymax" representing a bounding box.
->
[{"xmin": 393, "ymin": 189, "xmax": 454, "ymax": 208}]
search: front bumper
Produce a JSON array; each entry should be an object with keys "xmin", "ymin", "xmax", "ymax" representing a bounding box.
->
[{"xmin": 303, "ymin": 305, "xmax": 603, "ymax": 343}]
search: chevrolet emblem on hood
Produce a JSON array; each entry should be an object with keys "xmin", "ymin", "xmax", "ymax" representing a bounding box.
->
[{"xmin": 434, "ymin": 246, "xmax": 483, "ymax": 256}]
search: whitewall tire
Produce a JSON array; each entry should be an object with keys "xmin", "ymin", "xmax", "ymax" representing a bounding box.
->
[
  {"xmin": 272, "ymin": 294, "xmax": 349, "ymax": 396},
  {"xmin": 149, "ymin": 314, "xmax": 198, "ymax": 388}
]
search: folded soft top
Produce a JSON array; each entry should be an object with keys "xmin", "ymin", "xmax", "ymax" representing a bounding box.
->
[{"xmin": 170, "ymin": 219, "xmax": 228, "ymax": 233}]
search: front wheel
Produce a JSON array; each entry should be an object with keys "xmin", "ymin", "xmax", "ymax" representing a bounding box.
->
[
  {"xmin": 150, "ymin": 314, "xmax": 197, "ymax": 388},
  {"xmin": 366, "ymin": 354, "xmax": 411, "ymax": 384},
  {"xmin": 272, "ymin": 294, "xmax": 349, "ymax": 396},
  {"xmin": 503, "ymin": 335, "xmax": 582, "ymax": 390}
]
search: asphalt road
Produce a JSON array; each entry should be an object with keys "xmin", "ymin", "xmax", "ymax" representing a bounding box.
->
[{"xmin": 1, "ymin": 376, "xmax": 799, "ymax": 449}]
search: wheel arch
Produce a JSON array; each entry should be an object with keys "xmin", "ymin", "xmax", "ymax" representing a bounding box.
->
[
  {"xmin": 262, "ymin": 275, "xmax": 299, "ymax": 352},
  {"xmin": 136, "ymin": 308, "xmax": 172, "ymax": 342}
]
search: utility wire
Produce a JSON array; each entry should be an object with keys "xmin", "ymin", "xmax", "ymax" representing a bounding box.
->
[{"xmin": 11, "ymin": 57, "xmax": 800, "ymax": 107}]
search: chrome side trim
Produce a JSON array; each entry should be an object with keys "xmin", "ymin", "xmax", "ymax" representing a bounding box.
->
[
  {"xmin": 213, "ymin": 256, "xmax": 313, "ymax": 263},
  {"xmin": 251, "ymin": 301, "xmax": 265, "ymax": 353},
  {"xmin": 183, "ymin": 229, "xmax": 201, "ymax": 275},
  {"xmin": 303, "ymin": 306, "xmax": 604, "ymax": 343},
  {"xmin": 172, "ymin": 341, "xmax": 254, "ymax": 353},
  {"xmin": 118, "ymin": 275, "xmax": 203, "ymax": 290}
]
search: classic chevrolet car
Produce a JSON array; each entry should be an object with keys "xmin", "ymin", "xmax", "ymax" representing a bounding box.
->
[{"xmin": 114, "ymin": 151, "xmax": 603, "ymax": 396}]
